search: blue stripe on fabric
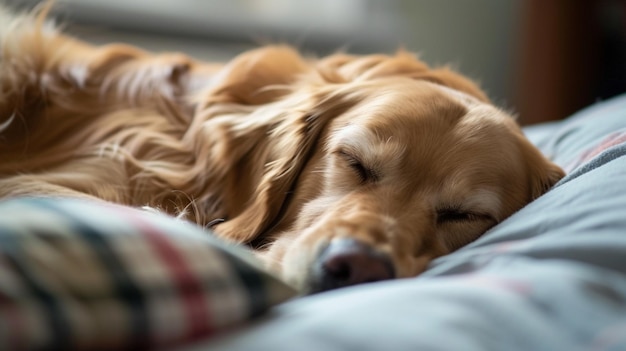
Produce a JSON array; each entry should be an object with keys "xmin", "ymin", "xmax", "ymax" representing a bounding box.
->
[{"xmin": 216, "ymin": 249, "xmax": 267, "ymax": 317}]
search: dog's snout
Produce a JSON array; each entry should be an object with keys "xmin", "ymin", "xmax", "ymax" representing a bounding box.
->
[{"xmin": 312, "ymin": 238, "xmax": 395, "ymax": 293}]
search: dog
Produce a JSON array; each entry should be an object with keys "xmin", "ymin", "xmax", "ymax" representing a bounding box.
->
[{"xmin": 0, "ymin": 6, "xmax": 564, "ymax": 294}]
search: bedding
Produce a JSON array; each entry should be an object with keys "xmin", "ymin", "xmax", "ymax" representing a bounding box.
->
[{"xmin": 179, "ymin": 93, "xmax": 626, "ymax": 351}]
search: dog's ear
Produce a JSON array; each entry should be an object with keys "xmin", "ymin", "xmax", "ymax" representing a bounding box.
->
[
  {"xmin": 528, "ymin": 155, "xmax": 565, "ymax": 200},
  {"xmin": 212, "ymin": 85, "xmax": 352, "ymax": 244},
  {"xmin": 316, "ymin": 51, "xmax": 490, "ymax": 102},
  {"xmin": 516, "ymin": 135, "xmax": 565, "ymax": 200}
]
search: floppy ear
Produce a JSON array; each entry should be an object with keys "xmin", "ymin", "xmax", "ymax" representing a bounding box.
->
[
  {"xmin": 517, "ymin": 136, "xmax": 565, "ymax": 200},
  {"xmin": 212, "ymin": 85, "xmax": 354, "ymax": 244},
  {"xmin": 528, "ymin": 156, "xmax": 565, "ymax": 200}
]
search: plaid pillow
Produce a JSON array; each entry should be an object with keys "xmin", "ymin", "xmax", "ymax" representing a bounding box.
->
[{"xmin": 0, "ymin": 198, "xmax": 296, "ymax": 350}]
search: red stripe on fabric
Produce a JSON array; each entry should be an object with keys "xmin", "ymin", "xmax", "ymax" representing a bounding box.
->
[
  {"xmin": 144, "ymin": 228, "xmax": 214, "ymax": 339},
  {"xmin": 118, "ymin": 212, "xmax": 214, "ymax": 344}
]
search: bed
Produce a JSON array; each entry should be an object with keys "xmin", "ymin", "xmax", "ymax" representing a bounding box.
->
[{"xmin": 2, "ymin": 93, "xmax": 626, "ymax": 350}]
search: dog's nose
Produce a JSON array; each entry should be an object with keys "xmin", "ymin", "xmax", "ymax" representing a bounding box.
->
[{"xmin": 312, "ymin": 238, "xmax": 395, "ymax": 293}]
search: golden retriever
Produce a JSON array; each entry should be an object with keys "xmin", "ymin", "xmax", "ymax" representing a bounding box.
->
[{"xmin": 0, "ymin": 6, "xmax": 564, "ymax": 294}]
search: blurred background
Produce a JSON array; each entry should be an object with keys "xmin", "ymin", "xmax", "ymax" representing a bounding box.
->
[{"xmin": 6, "ymin": 0, "xmax": 626, "ymax": 125}]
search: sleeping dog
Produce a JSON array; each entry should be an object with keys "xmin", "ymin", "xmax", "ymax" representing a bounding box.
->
[{"xmin": 0, "ymin": 6, "xmax": 564, "ymax": 294}]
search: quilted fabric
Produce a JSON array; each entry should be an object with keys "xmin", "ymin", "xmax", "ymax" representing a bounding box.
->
[{"xmin": 0, "ymin": 198, "xmax": 295, "ymax": 351}]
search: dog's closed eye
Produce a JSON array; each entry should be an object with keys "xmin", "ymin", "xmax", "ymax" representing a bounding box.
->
[
  {"xmin": 437, "ymin": 209, "xmax": 475, "ymax": 223},
  {"xmin": 335, "ymin": 150, "xmax": 379, "ymax": 184},
  {"xmin": 436, "ymin": 206, "xmax": 498, "ymax": 251},
  {"xmin": 436, "ymin": 207, "xmax": 494, "ymax": 224}
]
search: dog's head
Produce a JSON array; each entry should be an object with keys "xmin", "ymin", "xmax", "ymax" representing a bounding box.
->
[{"xmin": 199, "ymin": 46, "xmax": 564, "ymax": 293}]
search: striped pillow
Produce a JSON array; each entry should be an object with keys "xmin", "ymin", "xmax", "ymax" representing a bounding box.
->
[{"xmin": 0, "ymin": 198, "xmax": 296, "ymax": 350}]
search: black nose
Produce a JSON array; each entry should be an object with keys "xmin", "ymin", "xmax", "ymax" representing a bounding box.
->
[{"xmin": 311, "ymin": 238, "xmax": 395, "ymax": 293}]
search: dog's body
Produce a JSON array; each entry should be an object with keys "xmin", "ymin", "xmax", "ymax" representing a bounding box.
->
[{"xmin": 0, "ymin": 7, "xmax": 564, "ymax": 293}]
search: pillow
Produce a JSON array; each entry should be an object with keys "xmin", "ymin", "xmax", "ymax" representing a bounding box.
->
[{"xmin": 0, "ymin": 197, "xmax": 295, "ymax": 350}]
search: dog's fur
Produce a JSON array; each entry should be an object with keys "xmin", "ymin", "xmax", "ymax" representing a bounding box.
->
[{"xmin": 0, "ymin": 6, "xmax": 564, "ymax": 293}]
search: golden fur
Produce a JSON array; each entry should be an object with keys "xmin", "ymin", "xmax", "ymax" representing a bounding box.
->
[{"xmin": 0, "ymin": 6, "xmax": 564, "ymax": 293}]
